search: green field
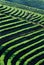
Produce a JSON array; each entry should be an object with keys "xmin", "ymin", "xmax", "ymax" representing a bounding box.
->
[{"xmin": 0, "ymin": 0, "xmax": 44, "ymax": 65}]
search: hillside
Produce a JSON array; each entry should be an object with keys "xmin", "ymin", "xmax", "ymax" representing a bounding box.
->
[
  {"xmin": 0, "ymin": 0, "xmax": 44, "ymax": 65},
  {"xmin": 6, "ymin": 0, "xmax": 44, "ymax": 9}
]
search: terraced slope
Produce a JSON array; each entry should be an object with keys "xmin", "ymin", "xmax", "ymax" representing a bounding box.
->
[{"xmin": 0, "ymin": 2, "xmax": 44, "ymax": 65}]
